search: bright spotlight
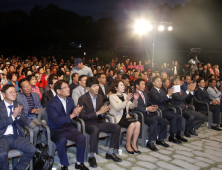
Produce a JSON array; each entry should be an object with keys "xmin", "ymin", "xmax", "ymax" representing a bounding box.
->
[
  {"xmin": 148, "ymin": 24, "xmax": 153, "ymax": 30},
  {"xmin": 168, "ymin": 26, "xmax": 173, "ymax": 31},
  {"xmin": 158, "ymin": 25, "xmax": 164, "ymax": 31},
  {"xmin": 135, "ymin": 20, "xmax": 149, "ymax": 34}
]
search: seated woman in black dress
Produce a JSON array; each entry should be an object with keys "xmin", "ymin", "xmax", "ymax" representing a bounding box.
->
[{"xmin": 109, "ymin": 80, "xmax": 141, "ymax": 154}]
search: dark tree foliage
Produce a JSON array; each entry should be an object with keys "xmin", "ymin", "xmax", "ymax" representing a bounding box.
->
[{"xmin": 0, "ymin": 0, "xmax": 222, "ymax": 50}]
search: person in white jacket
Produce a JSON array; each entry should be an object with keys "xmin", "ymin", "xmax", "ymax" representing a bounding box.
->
[{"xmin": 109, "ymin": 80, "xmax": 141, "ymax": 154}]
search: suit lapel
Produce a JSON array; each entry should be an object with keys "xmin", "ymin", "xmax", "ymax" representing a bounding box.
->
[
  {"xmin": 1, "ymin": 101, "xmax": 8, "ymax": 118},
  {"xmin": 55, "ymin": 96, "xmax": 66, "ymax": 115},
  {"xmin": 21, "ymin": 94, "xmax": 29, "ymax": 110},
  {"xmin": 49, "ymin": 90, "xmax": 54, "ymax": 98},
  {"xmin": 86, "ymin": 93, "xmax": 94, "ymax": 112}
]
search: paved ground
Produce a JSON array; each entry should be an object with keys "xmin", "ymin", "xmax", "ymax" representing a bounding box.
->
[
  {"xmin": 9, "ymin": 122, "xmax": 222, "ymax": 170},
  {"xmin": 50, "ymin": 122, "xmax": 222, "ymax": 170}
]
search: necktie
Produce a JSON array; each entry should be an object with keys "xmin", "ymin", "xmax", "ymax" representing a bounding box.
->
[
  {"xmin": 141, "ymin": 93, "xmax": 149, "ymax": 115},
  {"xmin": 8, "ymin": 105, "xmax": 18, "ymax": 139},
  {"xmin": 140, "ymin": 92, "xmax": 145, "ymax": 104}
]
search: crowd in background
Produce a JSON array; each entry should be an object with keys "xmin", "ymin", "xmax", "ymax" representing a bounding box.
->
[{"xmin": 1, "ymin": 54, "xmax": 222, "ymax": 170}]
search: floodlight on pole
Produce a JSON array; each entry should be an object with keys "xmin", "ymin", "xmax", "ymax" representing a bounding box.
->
[
  {"xmin": 158, "ymin": 25, "xmax": 164, "ymax": 31},
  {"xmin": 134, "ymin": 20, "xmax": 149, "ymax": 34},
  {"xmin": 168, "ymin": 26, "xmax": 173, "ymax": 31}
]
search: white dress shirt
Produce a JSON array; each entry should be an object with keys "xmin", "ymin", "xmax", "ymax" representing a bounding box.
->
[
  {"xmin": 51, "ymin": 89, "xmax": 56, "ymax": 97},
  {"xmin": 57, "ymin": 95, "xmax": 67, "ymax": 113},
  {"xmin": 3, "ymin": 100, "xmax": 15, "ymax": 135}
]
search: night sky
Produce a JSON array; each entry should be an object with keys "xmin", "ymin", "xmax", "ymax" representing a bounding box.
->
[{"xmin": 0, "ymin": 0, "xmax": 190, "ymax": 20}]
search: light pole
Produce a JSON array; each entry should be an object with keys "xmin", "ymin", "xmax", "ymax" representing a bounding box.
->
[{"xmin": 134, "ymin": 20, "xmax": 173, "ymax": 69}]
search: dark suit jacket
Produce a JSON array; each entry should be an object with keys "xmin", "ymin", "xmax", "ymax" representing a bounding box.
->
[
  {"xmin": 0, "ymin": 100, "xmax": 26, "ymax": 138},
  {"xmin": 98, "ymin": 85, "xmax": 110, "ymax": 102},
  {"xmin": 69, "ymin": 82, "xmax": 78, "ymax": 95},
  {"xmin": 124, "ymin": 86, "xmax": 132, "ymax": 94},
  {"xmin": 161, "ymin": 86, "xmax": 168, "ymax": 95},
  {"xmin": 199, "ymin": 70, "xmax": 210, "ymax": 81},
  {"xmin": 132, "ymin": 91, "xmax": 152, "ymax": 115},
  {"xmin": 46, "ymin": 95, "xmax": 75, "ymax": 132},
  {"xmin": 41, "ymin": 90, "xmax": 54, "ymax": 107},
  {"xmin": 194, "ymin": 87, "xmax": 211, "ymax": 111},
  {"xmin": 149, "ymin": 88, "xmax": 170, "ymax": 111},
  {"xmin": 78, "ymin": 92, "xmax": 104, "ymax": 124},
  {"xmin": 171, "ymin": 90, "xmax": 192, "ymax": 110}
]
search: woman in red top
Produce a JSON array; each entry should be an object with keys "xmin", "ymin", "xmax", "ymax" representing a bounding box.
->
[{"xmin": 35, "ymin": 67, "xmax": 48, "ymax": 94}]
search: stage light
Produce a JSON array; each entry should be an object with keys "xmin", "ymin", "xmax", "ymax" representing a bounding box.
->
[
  {"xmin": 134, "ymin": 20, "xmax": 149, "ymax": 34},
  {"xmin": 168, "ymin": 26, "xmax": 173, "ymax": 31},
  {"xmin": 148, "ymin": 24, "xmax": 153, "ymax": 30},
  {"xmin": 158, "ymin": 25, "xmax": 164, "ymax": 31}
]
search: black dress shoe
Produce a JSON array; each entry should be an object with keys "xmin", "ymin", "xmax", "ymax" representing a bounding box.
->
[
  {"xmin": 88, "ymin": 157, "xmax": 97, "ymax": 168},
  {"xmin": 35, "ymin": 143, "xmax": 44, "ymax": 151},
  {"xmin": 105, "ymin": 153, "xmax": 122, "ymax": 162},
  {"xmin": 146, "ymin": 142, "xmax": 158, "ymax": 151},
  {"xmin": 124, "ymin": 144, "xmax": 134, "ymax": 154},
  {"xmin": 75, "ymin": 163, "xmax": 89, "ymax": 170},
  {"xmin": 12, "ymin": 167, "xmax": 18, "ymax": 170},
  {"xmin": 184, "ymin": 131, "xmax": 191, "ymax": 138},
  {"xmin": 168, "ymin": 137, "xmax": 182, "ymax": 144},
  {"xmin": 61, "ymin": 166, "xmax": 68, "ymax": 170},
  {"xmin": 220, "ymin": 124, "xmax": 222, "ymax": 127},
  {"xmin": 190, "ymin": 130, "xmax": 198, "ymax": 136},
  {"xmin": 156, "ymin": 140, "xmax": 170, "ymax": 147},
  {"xmin": 212, "ymin": 125, "xmax": 222, "ymax": 131},
  {"xmin": 176, "ymin": 135, "xmax": 188, "ymax": 142},
  {"xmin": 131, "ymin": 144, "xmax": 141, "ymax": 154}
]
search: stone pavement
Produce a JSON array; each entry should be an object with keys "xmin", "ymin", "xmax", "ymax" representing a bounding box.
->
[
  {"xmin": 9, "ymin": 122, "xmax": 222, "ymax": 170},
  {"xmin": 51, "ymin": 123, "xmax": 222, "ymax": 170}
]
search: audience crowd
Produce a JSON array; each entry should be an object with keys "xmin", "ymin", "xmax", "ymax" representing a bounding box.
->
[{"xmin": 0, "ymin": 54, "xmax": 221, "ymax": 170}]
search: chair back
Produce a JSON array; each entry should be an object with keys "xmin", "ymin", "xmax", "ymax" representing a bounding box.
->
[{"xmin": 38, "ymin": 108, "xmax": 48, "ymax": 123}]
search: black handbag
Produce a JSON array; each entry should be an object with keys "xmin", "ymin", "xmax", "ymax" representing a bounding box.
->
[
  {"xmin": 125, "ymin": 118, "xmax": 137, "ymax": 122},
  {"xmin": 33, "ymin": 144, "xmax": 54, "ymax": 170}
]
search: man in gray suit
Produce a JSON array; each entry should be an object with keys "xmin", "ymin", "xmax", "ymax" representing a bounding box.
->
[
  {"xmin": 0, "ymin": 84, "xmax": 36, "ymax": 170},
  {"xmin": 17, "ymin": 78, "xmax": 45, "ymax": 150},
  {"xmin": 72, "ymin": 75, "xmax": 88, "ymax": 107},
  {"xmin": 207, "ymin": 79, "xmax": 222, "ymax": 115}
]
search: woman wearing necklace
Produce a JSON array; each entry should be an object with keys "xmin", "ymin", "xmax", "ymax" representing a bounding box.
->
[{"xmin": 109, "ymin": 80, "xmax": 141, "ymax": 154}]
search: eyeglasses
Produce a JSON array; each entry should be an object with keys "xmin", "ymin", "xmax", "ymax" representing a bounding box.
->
[
  {"xmin": 53, "ymin": 77, "xmax": 58, "ymax": 80},
  {"xmin": 61, "ymin": 86, "xmax": 69, "ymax": 89}
]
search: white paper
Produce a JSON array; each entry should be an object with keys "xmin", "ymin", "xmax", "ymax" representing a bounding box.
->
[{"xmin": 172, "ymin": 85, "xmax": 181, "ymax": 93}]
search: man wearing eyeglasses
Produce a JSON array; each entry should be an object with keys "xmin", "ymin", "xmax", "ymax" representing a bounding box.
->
[
  {"xmin": 46, "ymin": 80, "xmax": 88, "ymax": 170},
  {"xmin": 41, "ymin": 74, "xmax": 58, "ymax": 107}
]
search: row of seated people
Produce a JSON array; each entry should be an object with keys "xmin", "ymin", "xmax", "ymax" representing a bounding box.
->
[{"xmin": 0, "ymin": 72, "xmax": 219, "ymax": 170}]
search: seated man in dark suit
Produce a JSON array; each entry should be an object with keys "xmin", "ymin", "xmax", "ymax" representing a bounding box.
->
[
  {"xmin": 46, "ymin": 80, "xmax": 88, "ymax": 170},
  {"xmin": 181, "ymin": 75, "xmax": 191, "ymax": 92},
  {"xmin": 150, "ymin": 76, "xmax": 187, "ymax": 144},
  {"xmin": 69, "ymin": 73, "xmax": 79, "ymax": 96},
  {"xmin": 41, "ymin": 74, "xmax": 58, "ymax": 107},
  {"xmin": 161, "ymin": 78, "xmax": 170, "ymax": 95},
  {"xmin": 170, "ymin": 77, "xmax": 205, "ymax": 137},
  {"xmin": 0, "ymin": 85, "xmax": 36, "ymax": 170},
  {"xmin": 132, "ymin": 79, "xmax": 169, "ymax": 151},
  {"xmin": 78, "ymin": 77, "xmax": 122, "ymax": 168},
  {"xmin": 97, "ymin": 73, "xmax": 111, "ymax": 102},
  {"xmin": 195, "ymin": 77, "xmax": 221, "ymax": 131}
]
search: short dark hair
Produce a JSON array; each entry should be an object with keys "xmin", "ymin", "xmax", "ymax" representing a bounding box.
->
[
  {"xmin": 57, "ymin": 70, "xmax": 64, "ymax": 77},
  {"xmin": 209, "ymin": 78, "xmax": 216, "ymax": 84},
  {"xmin": 97, "ymin": 73, "xmax": 105, "ymax": 79},
  {"xmin": 192, "ymin": 74, "xmax": 199, "ymax": 80},
  {"xmin": 110, "ymin": 80, "xmax": 123, "ymax": 93},
  {"xmin": 86, "ymin": 77, "xmax": 99, "ymax": 87},
  {"xmin": 162, "ymin": 78, "xmax": 169, "ymax": 84},
  {"xmin": 184, "ymin": 75, "xmax": 190, "ymax": 80},
  {"xmin": 78, "ymin": 75, "xmax": 87, "ymax": 81},
  {"xmin": 48, "ymin": 74, "xmax": 58, "ymax": 85},
  {"xmin": 26, "ymin": 75, "xmax": 36, "ymax": 82},
  {"xmin": 71, "ymin": 73, "xmax": 79, "ymax": 80},
  {"xmin": 1, "ymin": 84, "xmax": 15, "ymax": 93},
  {"xmin": 171, "ymin": 77, "xmax": 179, "ymax": 85},
  {"xmin": 134, "ymin": 78, "xmax": 145, "ymax": 87},
  {"xmin": 152, "ymin": 76, "xmax": 161, "ymax": 83},
  {"xmin": 54, "ymin": 80, "xmax": 67, "ymax": 94},
  {"xmin": 122, "ymin": 74, "xmax": 130, "ymax": 80},
  {"xmin": 18, "ymin": 78, "xmax": 28, "ymax": 88},
  {"xmin": 197, "ymin": 77, "xmax": 204, "ymax": 84}
]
